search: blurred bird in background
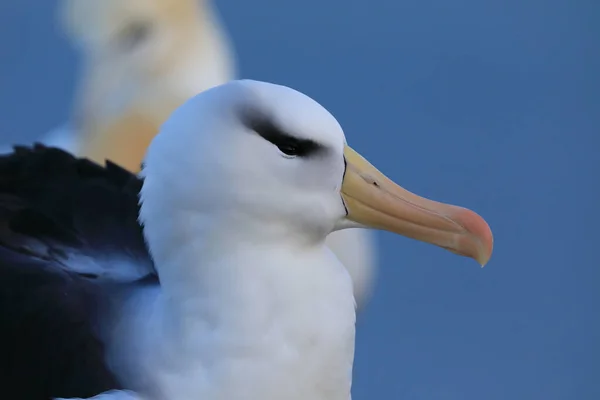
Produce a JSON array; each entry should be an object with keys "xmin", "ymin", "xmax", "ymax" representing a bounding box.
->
[{"xmin": 46, "ymin": 0, "xmax": 236, "ymax": 169}]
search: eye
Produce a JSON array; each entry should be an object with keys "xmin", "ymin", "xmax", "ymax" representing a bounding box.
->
[
  {"xmin": 265, "ymin": 129, "xmax": 322, "ymax": 158},
  {"xmin": 243, "ymin": 112, "xmax": 324, "ymax": 159},
  {"xmin": 118, "ymin": 21, "xmax": 153, "ymax": 50},
  {"xmin": 275, "ymin": 139, "xmax": 301, "ymax": 157}
]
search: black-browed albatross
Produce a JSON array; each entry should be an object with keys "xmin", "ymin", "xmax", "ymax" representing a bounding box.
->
[
  {"xmin": 0, "ymin": 80, "xmax": 493, "ymax": 400},
  {"xmin": 2, "ymin": 0, "xmax": 377, "ymax": 313}
]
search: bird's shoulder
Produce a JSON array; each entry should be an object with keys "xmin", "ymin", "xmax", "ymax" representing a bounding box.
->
[{"xmin": 0, "ymin": 143, "xmax": 155, "ymax": 282}]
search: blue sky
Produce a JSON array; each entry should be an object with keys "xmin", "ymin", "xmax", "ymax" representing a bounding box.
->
[{"xmin": 0, "ymin": 0, "xmax": 598, "ymax": 398}]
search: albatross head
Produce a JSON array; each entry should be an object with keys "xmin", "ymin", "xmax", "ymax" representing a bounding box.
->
[
  {"xmin": 141, "ymin": 80, "xmax": 493, "ymax": 266},
  {"xmin": 59, "ymin": 0, "xmax": 235, "ymax": 172},
  {"xmin": 60, "ymin": 0, "xmax": 221, "ymax": 61}
]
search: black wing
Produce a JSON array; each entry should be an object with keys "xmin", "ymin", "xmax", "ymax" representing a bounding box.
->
[{"xmin": 0, "ymin": 144, "xmax": 155, "ymax": 399}]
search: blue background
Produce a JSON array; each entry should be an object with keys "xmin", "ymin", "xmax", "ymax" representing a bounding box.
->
[{"xmin": 0, "ymin": 0, "xmax": 598, "ymax": 398}]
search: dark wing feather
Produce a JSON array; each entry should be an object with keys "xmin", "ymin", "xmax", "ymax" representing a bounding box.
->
[
  {"xmin": 0, "ymin": 246, "xmax": 125, "ymax": 399},
  {"xmin": 0, "ymin": 143, "xmax": 155, "ymax": 281},
  {"xmin": 0, "ymin": 144, "xmax": 154, "ymax": 399}
]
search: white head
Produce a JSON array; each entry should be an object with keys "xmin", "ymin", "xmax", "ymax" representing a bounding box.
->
[
  {"xmin": 140, "ymin": 80, "xmax": 493, "ymax": 270},
  {"xmin": 59, "ymin": 0, "xmax": 234, "ymax": 97},
  {"xmin": 59, "ymin": 0, "xmax": 231, "ymax": 66},
  {"xmin": 141, "ymin": 80, "xmax": 348, "ymax": 254},
  {"xmin": 59, "ymin": 0, "xmax": 236, "ymax": 172}
]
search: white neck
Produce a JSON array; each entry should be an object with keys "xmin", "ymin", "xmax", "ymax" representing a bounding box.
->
[{"xmin": 125, "ymin": 210, "xmax": 356, "ymax": 400}]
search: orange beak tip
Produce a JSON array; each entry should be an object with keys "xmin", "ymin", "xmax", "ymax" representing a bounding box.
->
[{"xmin": 453, "ymin": 207, "xmax": 493, "ymax": 267}]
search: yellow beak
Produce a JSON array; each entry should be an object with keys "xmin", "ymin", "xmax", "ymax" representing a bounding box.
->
[{"xmin": 341, "ymin": 145, "xmax": 493, "ymax": 266}]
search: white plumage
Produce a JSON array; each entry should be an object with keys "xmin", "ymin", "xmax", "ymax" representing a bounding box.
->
[
  {"xmin": 70, "ymin": 80, "xmax": 359, "ymax": 400},
  {"xmin": 3, "ymin": 0, "xmax": 378, "ymax": 311},
  {"xmin": 0, "ymin": 80, "xmax": 492, "ymax": 400}
]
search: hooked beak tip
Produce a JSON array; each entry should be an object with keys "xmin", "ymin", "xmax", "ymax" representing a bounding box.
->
[{"xmin": 457, "ymin": 208, "xmax": 494, "ymax": 267}]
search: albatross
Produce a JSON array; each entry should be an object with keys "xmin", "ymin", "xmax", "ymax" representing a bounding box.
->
[
  {"xmin": 5, "ymin": 0, "xmax": 378, "ymax": 310},
  {"xmin": 49, "ymin": 0, "xmax": 236, "ymax": 165},
  {"xmin": 0, "ymin": 80, "xmax": 492, "ymax": 400}
]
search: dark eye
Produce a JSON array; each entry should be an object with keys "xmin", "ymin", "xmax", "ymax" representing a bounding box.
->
[
  {"xmin": 275, "ymin": 140, "xmax": 301, "ymax": 157},
  {"xmin": 119, "ymin": 21, "xmax": 153, "ymax": 50},
  {"xmin": 243, "ymin": 112, "xmax": 324, "ymax": 159}
]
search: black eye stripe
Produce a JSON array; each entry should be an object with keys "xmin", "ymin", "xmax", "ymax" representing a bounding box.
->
[
  {"xmin": 258, "ymin": 126, "xmax": 321, "ymax": 157},
  {"xmin": 243, "ymin": 111, "xmax": 325, "ymax": 158}
]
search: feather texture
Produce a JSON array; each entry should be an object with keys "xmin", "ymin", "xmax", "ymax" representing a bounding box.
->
[{"xmin": 0, "ymin": 145, "xmax": 154, "ymax": 399}]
